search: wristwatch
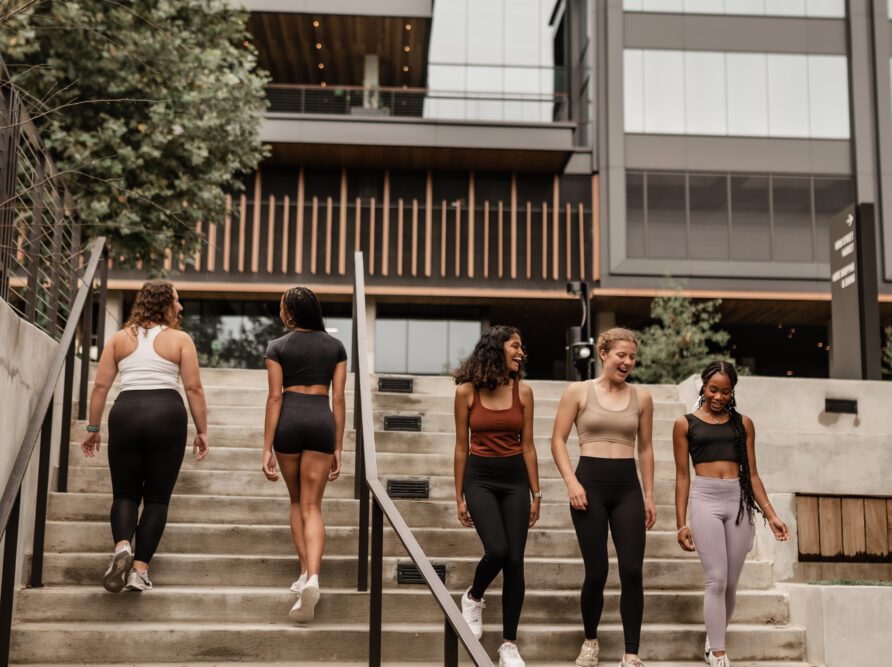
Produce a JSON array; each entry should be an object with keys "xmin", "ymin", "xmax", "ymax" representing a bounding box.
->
[
  {"xmin": 86, "ymin": 425, "xmax": 100, "ymax": 433},
  {"xmin": 531, "ymin": 490, "xmax": 543, "ymax": 500}
]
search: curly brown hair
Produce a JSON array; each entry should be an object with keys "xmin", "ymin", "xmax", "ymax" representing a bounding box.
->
[
  {"xmin": 125, "ymin": 280, "xmax": 179, "ymax": 333},
  {"xmin": 452, "ymin": 325, "xmax": 524, "ymax": 390}
]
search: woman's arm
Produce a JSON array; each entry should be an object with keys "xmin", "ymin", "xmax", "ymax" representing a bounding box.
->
[
  {"xmin": 262, "ymin": 359, "xmax": 283, "ymax": 480},
  {"xmin": 454, "ymin": 384, "xmax": 473, "ymax": 527},
  {"xmin": 329, "ymin": 360, "xmax": 348, "ymax": 481},
  {"xmin": 81, "ymin": 333, "xmax": 120, "ymax": 457},
  {"xmin": 519, "ymin": 382, "xmax": 541, "ymax": 527},
  {"xmin": 744, "ymin": 416, "xmax": 790, "ymax": 541},
  {"xmin": 672, "ymin": 416, "xmax": 694, "ymax": 551},
  {"xmin": 550, "ymin": 383, "xmax": 587, "ymax": 510},
  {"xmin": 179, "ymin": 334, "xmax": 209, "ymax": 460},
  {"xmin": 636, "ymin": 388, "xmax": 656, "ymax": 529}
]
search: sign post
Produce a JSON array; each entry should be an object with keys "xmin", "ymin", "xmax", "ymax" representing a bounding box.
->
[{"xmin": 829, "ymin": 203, "xmax": 881, "ymax": 380}]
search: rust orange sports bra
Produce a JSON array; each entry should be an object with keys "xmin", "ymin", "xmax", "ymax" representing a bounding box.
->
[{"xmin": 468, "ymin": 381, "xmax": 524, "ymax": 457}]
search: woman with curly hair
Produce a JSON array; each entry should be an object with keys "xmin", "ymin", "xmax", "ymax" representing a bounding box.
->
[
  {"xmin": 551, "ymin": 327, "xmax": 656, "ymax": 667},
  {"xmin": 81, "ymin": 280, "xmax": 209, "ymax": 593},
  {"xmin": 453, "ymin": 325, "xmax": 540, "ymax": 667},
  {"xmin": 261, "ymin": 286, "xmax": 347, "ymax": 623},
  {"xmin": 672, "ymin": 361, "xmax": 789, "ymax": 667}
]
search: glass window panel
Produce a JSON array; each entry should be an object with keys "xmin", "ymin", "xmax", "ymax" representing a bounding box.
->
[
  {"xmin": 624, "ymin": 0, "xmax": 644, "ymax": 9},
  {"xmin": 407, "ymin": 320, "xmax": 449, "ymax": 374},
  {"xmin": 467, "ymin": 2, "xmax": 504, "ymax": 65},
  {"xmin": 813, "ymin": 178, "xmax": 854, "ymax": 264},
  {"xmin": 730, "ymin": 175, "xmax": 772, "ymax": 261},
  {"xmin": 375, "ymin": 319, "xmax": 407, "ymax": 373},
  {"xmin": 643, "ymin": 0, "xmax": 684, "ymax": 9},
  {"xmin": 646, "ymin": 173, "xmax": 688, "ymax": 259},
  {"xmin": 685, "ymin": 51, "xmax": 727, "ymax": 135},
  {"xmin": 808, "ymin": 55, "xmax": 850, "ymax": 139},
  {"xmin": 325, "ymin": 317, "xmax": 352, "ymax": 370},
  {"xmin": 644, "ymin": 50, "xmax": 685, "ymax": 133},
  {"xmin": 772, "ymin": 177, "xmax": 814, "ymax": 261},
  {"xmin": 504, "ymin": 0, "xmax": 543, "ymax": 66},
  {"xmin": 448, "ymin": 321, "xmax": 482, "ymax": 371},
  {"xmin": 769, "ymin": 0, "xmax": 806, "ymax": 15},
  {"xmin": 624, "ymin": 49, "xmax": 645, "ymax": 132},
  {"xmin": 689, "ymin": 174, "xmax": 730, "ymax": 259},
  {"xmin": 725, "ymin": 0, "xmax": 766, "ymax": 14},
  {"xmin": 805, "ymin": 0, "xmax": 845, "ymax": 17},
  {"xmin": 768, "ymin": 54, "xmax": 810, "ymax": 138},
  {"xmin": 684, "ymin": 0, "xmax": 724, "ymax": 12},
  {"xmin": 428, "ymin": 2, "xmax": 467, "ymax": 65},
  {"xmin": 626, "ymin": 172, "xmax": 646, "ymax": 258},
  {"xmin": 727, "ymin": 53, "xmax": 769, "ymax": 136}
]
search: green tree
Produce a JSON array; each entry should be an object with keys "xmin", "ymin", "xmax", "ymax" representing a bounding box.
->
[
  {"xmin": 633, "ymin": 287, "xmax": 738, "ymax": 384},
  {"xmin": 1, "ymin": 0, "xmax": 269, "ymax": 267}
]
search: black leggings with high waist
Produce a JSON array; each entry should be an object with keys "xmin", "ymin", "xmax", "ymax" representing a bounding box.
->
[
  {"xmin": 108, "ymin": 389, "xmax": 187, "ymax": 563},
  {"xmin": 570, "ymin": 456, "xmax": 646, "ymax": 655}
]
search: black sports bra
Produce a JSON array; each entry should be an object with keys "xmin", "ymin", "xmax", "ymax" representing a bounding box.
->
[
  {"xmin": 265, "ymin": 330, "xmax": 347, "ymax": 387},
  {"xmin": 684, "ymin": 414, "xmax": 738, "ymax": 465}
]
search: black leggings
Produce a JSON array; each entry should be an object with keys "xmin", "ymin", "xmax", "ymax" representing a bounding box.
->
[
  {"xmin": 463, "ymin": 453, "xmax": 530, "ymax": 641},
  {"xmin": 108, "ymin": 389, "xmax": 187, "ymax": 563},
  {"xmin": 570, "ymin": 457, "xmax": 646, "ymax": 655}
]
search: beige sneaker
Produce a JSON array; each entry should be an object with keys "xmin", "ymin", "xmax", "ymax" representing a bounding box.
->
[
  {"xmin": 618, "ymin": 657, "xmax": 645, "ymax": 667},
  {"xmin": 575, "ymin": 639, "xmax": 599, "ymax": 666},
  {"xmin": 289, "ymin": 576, "xmax": 320, "ymax": 623},
  {"xmin": 707, "ymin": 653, "xmax": 730, "ymax": 667},
  {"xmin": 102, "ymin": 545, "xmax": 133, "ymax": 593}
]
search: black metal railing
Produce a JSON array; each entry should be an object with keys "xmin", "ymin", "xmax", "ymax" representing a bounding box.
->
[
  {"xmin": 350, "ymin": 251, "xmax": 493, "ymax": 666},
  {"xmin": 0, "ymin": 236, "xmax": 108, "ymax": 666}
]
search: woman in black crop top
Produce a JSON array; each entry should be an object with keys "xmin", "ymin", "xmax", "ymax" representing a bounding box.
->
[
  {"xmin": 261, "ymin": 286, "xmax": 347, "ymax": 624},
  {"xmin": 672, "ymin": 362, "xmax": 789, "ymax": 667}
]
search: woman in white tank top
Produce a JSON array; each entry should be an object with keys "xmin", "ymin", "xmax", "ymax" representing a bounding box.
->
[{"xmin": 80, "ymin": 280, "xmax": 209, "ymax": 593}]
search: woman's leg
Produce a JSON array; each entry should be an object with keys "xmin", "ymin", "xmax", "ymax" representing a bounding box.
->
[
  {"xmin": 608, "ymin": 484, "xmax": 646, "ymax": 656},
  {"xmin": 570, "ymin": 481, "xmax": 609, "ymax": 641},
  {"xmin": 690, "ymin": 492, "xmax": 731, "ymax": 653},
  {"xmin": 497, "ymin": 485, "xmax": 530, "ymax": 642},
  {"xmin": 276, "ymin": 451, "xmax": 308, "ymax": 575},
  {"xmin": 723, "ymin": 514, "xmax": 756, "ymax": 634},
  {"xmin": 107, "ymin": 402, "xmax": 143, "ymax": 548},
  {"xmin": 464, "ymin": 481, "xmax": 510, "ymax": 600},
  {"xmin": 299, "ymin": 450, "xmax": 333, "ymax": 577}
]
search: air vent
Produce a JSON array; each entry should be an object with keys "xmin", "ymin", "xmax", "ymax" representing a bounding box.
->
[
  {"xmin": 397, "ymin": 562, "xmax": 446, "ymax": 585},
  {"xmin": 387, "ymin": 478, "xmax": 430, "ymax": 499},
  {"xmin": 383, "ymin": 415, "xmax": 422, "ymax": 431},
  {"xmin": 378, "ymin": 377, "xmax": 414, "ymax": 393},
  {"xmin": 825, "ymin": 398, "xmax": 858, "ymax": 414}
]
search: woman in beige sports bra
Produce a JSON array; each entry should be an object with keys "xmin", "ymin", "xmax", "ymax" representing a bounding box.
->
[{"xmin": 551, "ymin": 328, "xmax": 656, "ymax": 667}]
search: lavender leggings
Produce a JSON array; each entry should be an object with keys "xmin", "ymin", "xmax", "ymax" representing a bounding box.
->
[{"xmin": 690, "ymin": 476, "xmax": 755, "ymax": 653}]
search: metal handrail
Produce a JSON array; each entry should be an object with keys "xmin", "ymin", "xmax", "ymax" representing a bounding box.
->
[
  {"xmin": 0, "ymin": 236, "xmax": 108, "ymax": 666},
  {"xmin": 351, "ymin": 251, "xmax": 492, "ymax": 666}
]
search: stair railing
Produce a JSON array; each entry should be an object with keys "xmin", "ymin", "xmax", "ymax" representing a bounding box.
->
[
  {"xmin": 0, "ymin": 236, "xmax": 108, "ymax": 666},
  {"xmin": 351, "ymin": 251, "xmax": 493, "ymax": 666}
]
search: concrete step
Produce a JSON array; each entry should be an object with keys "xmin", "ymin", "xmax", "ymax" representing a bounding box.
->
[
  {"xmin": 44, "ymin": 521, "xmax": 703, "ymax": 560},
  {"xmin": 37, "ymin": 553, "xmax": 775, "ymax": 590},
  {"xmin": 13, "ymin": 586, "xmax": 789, "ymax": 626},
  {"xmin": 8, "ymin": 621, "xmax": 804, "ymax": 663},
  {"xmin": 8, "ymin": 662, "xmax": 817, "ymax": 667}
]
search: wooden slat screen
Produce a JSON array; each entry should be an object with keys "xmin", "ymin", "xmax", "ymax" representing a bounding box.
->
[{"xmin": 797, "ymin": 494, "xmax": 892, "ymax": 562}]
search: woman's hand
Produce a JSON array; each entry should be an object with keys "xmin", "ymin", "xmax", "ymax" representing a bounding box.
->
[
  {"xmin": 193, "ymin": 433, "xmax": 209, "ymax": 461},
  {"xmin": 567, "ymin": 478, "xmax": 588, "ymax": 510},
  {"xmin": 528, "ymin": 498, "xmax": 540, "ymax": 527},
  {"xmin": 768, "ymin": 515, "xmax": 790, "ymax": 541},
  {"xmin": 457, "ymin": 499, "xmax": 473, "ymax": 527},
  {"xmin": 81, "ymin": 432, "xmax": 101, "ymax": 458},
  {"xmin": 677, "ymin": 526, "xmax": 695, "ymax": 552},
  {"xmin": 328, "ymin": 449, "xmax": 342, "ymax": 481},
  {"xmin": 262, "ymin": 449, "xmax": 279, "ymax": 481},
  {"xmin": 644, "ymin": 495, "xmax": 657, "ymax": 530}
]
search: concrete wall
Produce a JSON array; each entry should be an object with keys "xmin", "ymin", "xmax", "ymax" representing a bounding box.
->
[{"xmin": 0, "ymin": 298, "xmax": 64, "ymax": 586}]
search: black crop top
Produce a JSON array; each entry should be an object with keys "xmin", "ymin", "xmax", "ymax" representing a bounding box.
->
[
  {"xmin": 684, "ymin": 414, "xmax": 738, "ymax": 465},
  {"xmin": 265, "ymin": 331, "xmax": 347, "ymax": 388}
]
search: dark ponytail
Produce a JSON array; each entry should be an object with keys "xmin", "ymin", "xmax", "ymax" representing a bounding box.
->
[
  {"xmin": 697, "ymin": 361, "xmax": 761, "ymax": 525},
  {"xmin": 281, "ymin": 286, "xmax": 325, "ymax": 332}
]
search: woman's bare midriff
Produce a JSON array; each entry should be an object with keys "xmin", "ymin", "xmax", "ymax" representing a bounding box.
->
[
  {"xmin": 284, "ymin": 384, "xmax": 329, "ymax": 396},
  {"xmin": 694, "ymin": 460, "xmax": 739, "ymax": 479},
  {"xmin": 580, "ymin": 440, "xmax": 636, "ymax": 460}
]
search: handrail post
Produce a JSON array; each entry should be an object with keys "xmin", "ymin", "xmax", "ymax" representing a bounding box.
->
[
  {"xmin": 0, "ymin": 491, "xmax": 20, "ymax": 667},
  {"xmin": 29, "ymin": 399, "xmax": 53, "ymax": 588},
  {"xmin": 95, "ymin": 247, "xmax": 108, "ymax": 351},
  {"xmin": 57, "ymin": 339, "xmax": 75, "ymax": 492},
  {"xmin": 444, "ymin": 618, "xmax": 459, "ymax": 667},
  {"xmin": 76, "ymin": 283, "xmax": 94, "ymax": 421},
  {"xmin": 354, "ymin": 265, "xmax": 369, "ymax": 592},
  {"xmin": 369, "ymin": 498, "xmax": 383, "ymax": 667}
]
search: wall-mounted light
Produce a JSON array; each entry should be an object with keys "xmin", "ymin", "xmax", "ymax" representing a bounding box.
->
[
  {"xmin": 320, "ymin": 81, "xmax": 327, "ymax": 87},
  {"xmin": 404, "ymin": 45, "xmax": 411, "ymax": 52},
  {"xmin": 313, "ymin": 19, "xmax": 320, "ymax": 28},
  {"xmin": 316, "ymin": 42, "xmax": 322, "ymax": 49},
  {"xmin": 402, "ymin": 65, "xmax": 409, "ymax": 72},
  {"xmin": 405, "ymin": 23, "xmax": 412, "ymax": 30},
  {"xmin": 318, "ymin": 63, "xmax": 325, "ymax": 69}
]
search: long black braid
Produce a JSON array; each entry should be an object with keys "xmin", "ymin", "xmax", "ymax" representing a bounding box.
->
[
  {"xmin": 697, "ymin": 361, "xmax": 761, "ymax": 525},
  {"xmin": 282, "ymin": 286, "xmax": 325, "ymax": 332}
]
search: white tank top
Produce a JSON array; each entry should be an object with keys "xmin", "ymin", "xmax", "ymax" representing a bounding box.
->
[{"xmin": 118, "ymin": 325, "xmax": 181, "ymax": 391}]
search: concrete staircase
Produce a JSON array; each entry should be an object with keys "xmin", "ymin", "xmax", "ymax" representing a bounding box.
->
[{"xmin": 9, "ymin": 370, "xmax": 812, "ymax": 666}]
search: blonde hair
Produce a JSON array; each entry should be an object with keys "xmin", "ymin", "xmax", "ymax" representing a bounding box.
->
[{"xmin": 596, "ymin": 327, "xmax": 639, "ymax": 355}]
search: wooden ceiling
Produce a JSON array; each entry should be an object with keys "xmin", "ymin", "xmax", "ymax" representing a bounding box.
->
[{"xmin": 249, "ymin": 13, "xmax": 431, "ymax": 87}]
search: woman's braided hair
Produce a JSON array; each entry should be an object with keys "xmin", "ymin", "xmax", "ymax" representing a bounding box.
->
[
  {"xmin": 125, "ymin": 280, "xmax": 178, "ymax": 335},
  {"xmin": 697, "ymin": 361, "xmax": 761, "ymax": 525},
  {"xmin": 281, "ymin": 286, "xmax": 325, "ymax": 331},
  {"xmin": 452, "ymin": 325, "xmax": 524, "ymax": 390}
]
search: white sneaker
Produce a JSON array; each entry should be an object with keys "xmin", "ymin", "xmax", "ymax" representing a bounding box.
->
[
  {"xmin": 707, "ymin": 653, "xmax": 730, "ymax": 667},
  {"xmin": 290, "ymin": 572, "xmax": 308, "ymax": 593},
  {"xmin": 704, "ymin": 636, "xmax": 711, "ymax": 664},
  {"xmin": 619, "ymin": 657, "xmax": 646, "ymax": 667},
  {"xmin": 575, "ymin": 639, "xmax": 599, "ymax": 666},
  {"xmin": 124, "ymin": 568, "xmax": 152, "ymax": 591},
  {"xmin": 498, "ymin": 641, "xmax": 525, "ymax": 667},
  {"xmin": 102, "ymin": 545, "xmax": 133, "ymax": 593},
  {"xmin": 289, "ymin": 575, "xmax": 320, "ymax": 623},
  {"xmin": 460, "ymin": 587, "xmax": 484, "ymax": 639}
]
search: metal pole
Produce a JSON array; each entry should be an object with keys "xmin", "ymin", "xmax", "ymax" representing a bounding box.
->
[
  {"xmin": 29, "ymin": 399, "xmax": 53, "ymax": 588},
  {"xmin": 57, "ymin": 340, "xmax": 75, "ymax": 492},
  {"xmin": 369, "ymin": 499, "xmax": 383, "ymax": 667},
  {"xmin": 95, "ymin": 247, "xmax": 108, "ymax": 351},
  {"xmin": 0, "ymin": 491, "xmax": 21, "ymax": 667},
  {"xmin": 76, "ymin": 286, "xmax": 94, "ymax": 421},
  {"xmin": 444, "ymin": 618, "xmax": 459, "ymax": 667},
  {"xmin": 357, "ymin": 473, "xmax": 369, "ymax": 592}
]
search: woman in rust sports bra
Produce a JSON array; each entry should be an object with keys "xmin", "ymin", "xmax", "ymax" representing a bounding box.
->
[{"xmin": 453, "ymin": 325, "xmax": 541, "ymax": 667}]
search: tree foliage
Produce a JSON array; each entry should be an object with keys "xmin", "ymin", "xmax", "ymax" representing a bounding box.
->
[
  {"xmin": 1, "ymin": 0, "xmax": 269, "ymax": 267},
  {"xmin": 633, "ymin": 287, "xmax": 739, "ymax": 384}
]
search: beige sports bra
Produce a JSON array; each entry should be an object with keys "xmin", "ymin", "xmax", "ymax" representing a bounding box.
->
[{"xmin": 575, "ymin": 381, "xmax": 639, "ymax": 447}]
